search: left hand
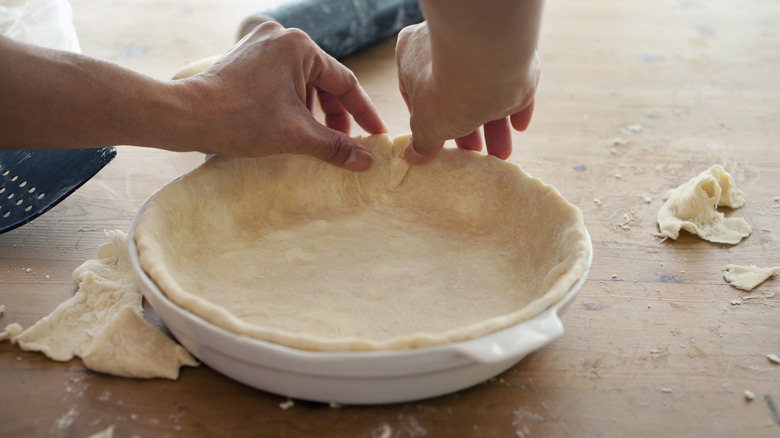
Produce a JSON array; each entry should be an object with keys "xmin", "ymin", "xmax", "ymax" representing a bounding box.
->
[{"xmin": 395, "ymin": 20, "xmax": 540, "ymax": 165}]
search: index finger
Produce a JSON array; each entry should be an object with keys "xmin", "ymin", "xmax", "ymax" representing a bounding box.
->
[
  {"xmin": 317, "ymin": 88, "xmax": 351, "ymax": 134},
  {"xmin": 309, "ymin": 52, "xmax": 387, "ymax": 135}
]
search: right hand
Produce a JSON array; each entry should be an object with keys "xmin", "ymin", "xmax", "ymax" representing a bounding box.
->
[{"xmin": 174, "ymin": 22, "xmax": 388, "ymax": 170}]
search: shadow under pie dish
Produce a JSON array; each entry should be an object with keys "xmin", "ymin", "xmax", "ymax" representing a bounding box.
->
[{"xmin": 129, "ymin": 133, "xmax": 592, "ymax": 404}]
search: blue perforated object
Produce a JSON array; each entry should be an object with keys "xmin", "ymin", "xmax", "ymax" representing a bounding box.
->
[{"xmin": 0, "ymin": 147, "xmax": 116, "ymax": 233}]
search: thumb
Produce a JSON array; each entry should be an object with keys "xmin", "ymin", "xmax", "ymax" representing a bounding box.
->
[
  {"xmin": 302, "ymin": 125, "xmax": 373, "ymax": 171},
  {"xmin": 404, "ymin": 131, "xmax": 445, "ymax": 166}
]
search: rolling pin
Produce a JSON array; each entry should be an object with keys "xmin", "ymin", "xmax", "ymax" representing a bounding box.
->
[{"xmin": 238, "ymin": 0, "xmax": 424, "ymax": 59}]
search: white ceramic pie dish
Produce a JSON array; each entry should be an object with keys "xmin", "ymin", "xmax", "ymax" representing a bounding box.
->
[{"xmin": 128, "ymin": 194, "xmax": 591, "ymax": 404}]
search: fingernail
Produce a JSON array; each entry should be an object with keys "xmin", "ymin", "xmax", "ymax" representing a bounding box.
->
[
  {"xmin": 404, "ymin": 139, "xmax": 423, "ymax": 165},
  {"xmin": 344, "ymin": 148, "xmax": 372, "ymax": 171}
]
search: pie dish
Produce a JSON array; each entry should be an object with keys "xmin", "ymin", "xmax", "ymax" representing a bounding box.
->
[
  {"xmin": 129, "ymin": 239, "xmax": 590, "ymax": 404},
  {"xmin": 130, "ymin": 133, "xmax": 591, "ymax": 402}
]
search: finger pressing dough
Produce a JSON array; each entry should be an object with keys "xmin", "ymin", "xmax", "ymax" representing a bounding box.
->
[
  {"xmin": 134, "ymin": 134, "xmax": 591, "ymax": 352},
  {"xmin": 656, "ymin": 165, "xmax": 751, "ymax": 244}
]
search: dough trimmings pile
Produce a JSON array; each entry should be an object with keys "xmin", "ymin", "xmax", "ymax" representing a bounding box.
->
[
  {"xmin": 656, "ymin": 165, "xmax": 751, "ymax": 244},
  {"xmin": 723, "ymin": 264, "xmax": 780, "ymax": 291},
  {"xmin": 134, "ymin": 134, "xmax": 590, "ymax": 352},
  {"xmin": 9, "ymin": 231, "xmax": 197, "ymax": 379}
]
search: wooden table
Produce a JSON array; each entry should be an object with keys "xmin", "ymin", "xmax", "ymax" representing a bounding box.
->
[{"xmin": 2, "ymin": 0, "xmax": 779, "ymax": 436}]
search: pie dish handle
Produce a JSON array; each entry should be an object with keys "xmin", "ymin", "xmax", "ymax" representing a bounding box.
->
[
  {"xmin": 451, "ymin": 234, "xmax": 591, "ymax": 366},
  {"xmin": 449, "ymin": 308, "xmax": 565, "ymax": 365}
]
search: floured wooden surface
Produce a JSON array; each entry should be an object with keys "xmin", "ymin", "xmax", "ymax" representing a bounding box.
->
[{"xmin": 1, "ymin": 0, "xmax": 779, "ymax": 436}]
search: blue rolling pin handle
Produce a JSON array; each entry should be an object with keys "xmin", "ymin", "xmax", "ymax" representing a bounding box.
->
[{"xmin": 238, "ymin": 0, "xmax": 424, "ymax": 60}]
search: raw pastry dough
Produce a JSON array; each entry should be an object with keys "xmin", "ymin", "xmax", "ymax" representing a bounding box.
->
[
  {"xmin": 86, "ymin": 426, "xmax": 115, "ymax": 438},
  {"xmin": 135, "ymin": 134, "xmax": 591, "ymax": 351},
  {"xmin": 172, "ymin": 54, "xmax": 220, "ymax": 80},
  {"xmin": 12, "ymin": 231, "xmax": 196, "ymax": 379},
  {"xmin": 13, "ymin": 231, "xmax": 143, "ymax": 360},
  {"xmin": 723, "ymin": 264, "xmax": 780, "ymax": 291},
  {"xmin": 0, "ymin": 323, "xmax": 22, "ymax": 341},
  {"xmin": 82, "ymin": 306, "xmax": 197, "ymax": 379},
  {"xmin": 656, "ymin": 165, "xmax": 751, "ymax": 244}
]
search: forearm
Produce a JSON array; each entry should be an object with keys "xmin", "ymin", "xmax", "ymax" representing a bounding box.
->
[
  {"xmin": 420, "ymin": 0, "xmax": 542, "ymax": 116},
  {"xmin": 0, "ymin": 35, "xmax": 193, "ymax": 151}
]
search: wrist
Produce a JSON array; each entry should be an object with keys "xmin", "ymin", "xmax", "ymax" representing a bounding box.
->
[
  {"xmin": 421, "ymin": 0, "xmax": 542, "ymax": 121},
  {"xmin": 430, "ymin": 55, "xmax": 538, "ymax": 123},
  {"xmin": 130, "ymin": 78, "xmax": 209, "ymax": 154}
]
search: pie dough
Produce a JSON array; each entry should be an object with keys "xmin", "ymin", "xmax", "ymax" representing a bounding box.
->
[
  {"xmin": 86, "ymin": 426, "xmax": 115, "ymax": 438},
  {"xmin": 656, "ymin": 165, "xmax": 751, "ymax": 244},
  {"xmin": 723, "ymin": 264, "xmax": 780, "ymax": 291},
  {"xmin": 134, "ymin": 134, "xmax": 591, "ymax": 352},
  {"xmin": 13, "ymin": 231, "xmax": 143, "ymax": 361},
  {"xmin": 172, "ymin": 54, "xmax": 221, "ymax": 80},
  {"xmin": 82, "ymin": 306, "xmax": 197, "ymax": 379},
  {"xmin": 11, "ymin": 231, "xmax": 196, "ymax": 379},
  {"xmin": 0, "ymin": 323, "xmax": 22, "ymax": 341}
]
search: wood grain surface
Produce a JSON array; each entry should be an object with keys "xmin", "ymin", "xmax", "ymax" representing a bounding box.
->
[{"xmin": 1, "ymin": 0, "xmax": 779, "ymax": 437}]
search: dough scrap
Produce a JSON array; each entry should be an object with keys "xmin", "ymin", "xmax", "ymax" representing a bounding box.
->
[
  {"xmin": 86, "ymin": 425, "xmax": 115, "ymax": 438},
  {"xmin": 11, "ymin": 231, "xmax": 196, "ymax": 379},
  {"xmin": 172, "ymin": 54, "xmax": 220, "ymax": 80},
  {"xmin": 656, "ymin": 165, "xmax": 751, "ymax": 244},
  {"xmin": 0, "ymin": 322, "xmax": 23, "ymax": 341},
  {"xmin": 82, "ymin": 306, "xmax": 197, "ymax": 379},
  {"xmin": 13, "ymin": 230, "xmax": 143, "ymax": 360},
  {"xmin": 135, "ymin": 134, "xmax": 591, "ymax": 352},
  {"xmin": 724, "ymin": 264, "xmax": 780, "ymax": 291}
]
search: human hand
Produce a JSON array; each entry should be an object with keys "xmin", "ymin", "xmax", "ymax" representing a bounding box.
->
[
  {"xmin": 173, "ymin": 22, "xmax": 387, "ymax": 170},
  {"xmin": 395, "ymin": 21, "xmax": 540, "ymax": 165}
]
